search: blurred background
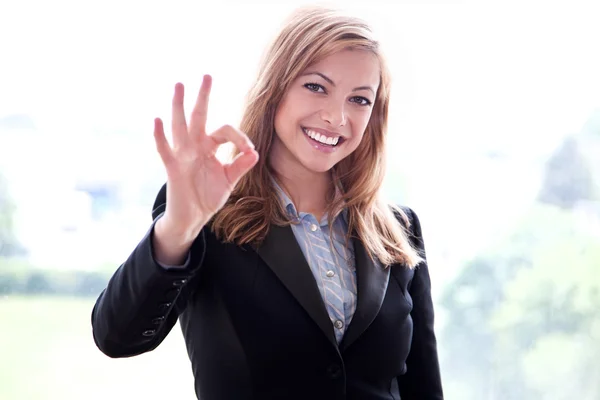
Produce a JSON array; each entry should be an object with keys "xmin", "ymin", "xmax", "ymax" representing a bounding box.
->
[{"xmin": 1, "ymin": 0, "xmax": 599, "ymax": 399}]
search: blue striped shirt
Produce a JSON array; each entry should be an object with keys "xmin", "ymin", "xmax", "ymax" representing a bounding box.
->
[{"xmin": 273, "ymin": 180, "xmax": 357, "ymax": 344}]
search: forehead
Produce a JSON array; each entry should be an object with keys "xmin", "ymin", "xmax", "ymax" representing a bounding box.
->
[{"xmin": 303, "ymin": 49, "xmax": 380, "ymax": 88}]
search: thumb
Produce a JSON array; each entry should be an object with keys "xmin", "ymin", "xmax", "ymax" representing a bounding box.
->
[{"xmin": 225, "ymin": 150, "xmax": 259, "ymax": 187}]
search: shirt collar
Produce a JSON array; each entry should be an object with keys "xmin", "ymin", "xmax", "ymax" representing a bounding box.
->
[
  {"xmin": 271, "ymin": 176, "xmax": 348, "ymax": 225},
  {"xmin": 272, "ymin": 177, "xmax": 299, "ymax": 219}
]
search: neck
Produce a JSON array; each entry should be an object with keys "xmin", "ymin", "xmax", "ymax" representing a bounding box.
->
[{"xmin": 273, "ymin": 168, "xmax": 332, "ymax": 220}]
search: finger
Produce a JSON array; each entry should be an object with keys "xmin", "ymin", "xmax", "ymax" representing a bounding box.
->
[
  {"xmin": 154, "ymin": 118, "xmax": 175, "ymax": 168},
  {"xmin": 171, "ymin": 82, "xmax": 189, "ymax": 148},
  {"xmin": 189, "ymin": 74, "xmax": 212, "ymax": 137},
  {"xmin": 224, "ymin": 150, "xmax": 259, "ymax": 186},
  {"xmin": 209, "ymin": 124, "xmax": 255, "ymax": 153}
]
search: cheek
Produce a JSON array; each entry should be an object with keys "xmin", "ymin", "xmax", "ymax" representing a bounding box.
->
[
  {"xmin": 340, "ymin": 128, "xmax": 365, "ymax": 158},
  {"xmin": 349, "ymin": 111, "xmax": 373, "ymax": 140},
  {"xmin": 347, "ymin": 133, "xmax": 366, "ymax": 153},
  {"xmin": 275, "ymin": 97, "xmax": 303, "ymax": 133},
  {"xmin": 358, "ymin": 109, "xmax": 374, "ymax": 128},
  {"xmin": 350, "ymin": 105, "xmax": 372, "ymax": 124},
  {"xmin": 274, "ymin": 102, "xmax": 292, "ymax": 136}
]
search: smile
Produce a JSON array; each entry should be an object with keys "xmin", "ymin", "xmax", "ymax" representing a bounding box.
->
[{"xmin": 302, "ymin": 127, "xmax": 344, "ymax": 147}]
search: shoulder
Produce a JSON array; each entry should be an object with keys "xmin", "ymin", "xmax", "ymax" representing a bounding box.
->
[
  {"xmin": 388, "ymin": 204, "xmax": 426, "ymax": 255},
  {"xmin": 389, "ymin": 204, "xmax": 420, "ymax": 233}
]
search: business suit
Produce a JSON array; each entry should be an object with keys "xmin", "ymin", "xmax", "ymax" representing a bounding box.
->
[{"xmin": 91, "ymin": 183, "xmax": 444, "ymax": 399}]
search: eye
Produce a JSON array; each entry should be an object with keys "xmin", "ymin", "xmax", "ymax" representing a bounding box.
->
[
  {"xmin": 350, "ymin": 96, "xmax": 372, "ymax": 106},
  {"xmin": 304, "ymin": 82, "xmax": 326, "ymax": 93}
]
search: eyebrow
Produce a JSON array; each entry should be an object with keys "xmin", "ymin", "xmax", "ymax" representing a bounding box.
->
[{"xmin": 301, "ymin": 71, "xmax": 376, "ymax": 95}]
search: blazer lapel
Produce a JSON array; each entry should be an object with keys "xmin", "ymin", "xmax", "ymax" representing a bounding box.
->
[
  {"xmin": 340, "ymin": 237, "xmax": 390, "ymax": 351},
  {"xmin": 254, "ymin": 224, "xmax": 337, "ymax": 347}
]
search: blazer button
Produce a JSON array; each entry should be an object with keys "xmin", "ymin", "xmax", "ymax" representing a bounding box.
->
[
  {"xmin": 142, "ymin": 330, "xmax": 156, "ymax": 337},
  {"xmin": 151, "ymin": 316, "xmax": 166, "ymax": 325},
  {"xmin": 326, "ymin": 364, "xmax": 342, "ymax": 380}
]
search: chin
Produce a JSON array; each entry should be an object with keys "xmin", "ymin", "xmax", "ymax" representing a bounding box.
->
[
  {"xmin": 306, "ymin": 164, "xmax": 334, "ymax": 174},
  {"xmin": 299, "ymin": 157, "xmax": 339, "ymax": 174}
]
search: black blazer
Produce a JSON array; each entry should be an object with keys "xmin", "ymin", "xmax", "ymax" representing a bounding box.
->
[{"xmin": 91, "ymin": 184, "xmax": 443, "ymax": 399}]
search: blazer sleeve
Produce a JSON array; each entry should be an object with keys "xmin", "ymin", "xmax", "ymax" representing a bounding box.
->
[
  {"xmin": 397, "ymin": 207, "xmax": 444, "ymax": 399},
  {"xmin": 91, "ymin": 183, "xmax": 207, "ymax": 358}
]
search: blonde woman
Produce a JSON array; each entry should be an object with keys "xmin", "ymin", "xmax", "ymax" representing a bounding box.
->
[{"xmin": 92, "ymin": 6, "xmax": 444, "ymax": 400}]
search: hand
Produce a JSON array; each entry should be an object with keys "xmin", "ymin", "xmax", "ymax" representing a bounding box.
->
[{"xmin": 153, "ymin": 75, "xmax": 259, "ymax": 240}]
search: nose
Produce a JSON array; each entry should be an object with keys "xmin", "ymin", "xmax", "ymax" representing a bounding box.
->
[{"xmin": 320, "ymin": 99, "xmax": 347, "ymax": 127}]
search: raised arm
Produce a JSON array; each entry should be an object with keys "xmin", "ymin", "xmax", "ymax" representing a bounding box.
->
[
  {"xmin": 91, "ymin": 76, "xmax": 258, "ymax": 358},
  {"xmin": 91, "ymin": 184, "xmax": 207, "ymax": 358}
]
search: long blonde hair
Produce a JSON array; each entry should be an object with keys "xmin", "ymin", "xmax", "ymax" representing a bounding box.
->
[{"xmin": 211, "ymin": 6, "xmax": 423, "ymax": 269}]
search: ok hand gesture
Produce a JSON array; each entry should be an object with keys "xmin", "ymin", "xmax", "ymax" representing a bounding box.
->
[{"xmin": 153, "ymin": 75, "xmax": 259, "ymax": 240}]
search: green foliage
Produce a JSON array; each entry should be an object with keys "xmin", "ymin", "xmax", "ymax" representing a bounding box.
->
[
  {"xmin": 441, "ymin": 203, "xmax": 600, "ymax": 399},
  {"xmin": 0, "ymin": 258, "xmax": 110, "ymax": 297},
  {"xmin": 489, "ymin": 211, "xmax": 600, "ymax": 399},
  {"xmin": 442, "ymin": 120, "xmax": 600, "ymax": 398}
]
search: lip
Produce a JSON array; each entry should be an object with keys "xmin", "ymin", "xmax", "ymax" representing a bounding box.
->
[{"xmin": 301, "ymin": 127, "xmax": 343, "ymax": 153}]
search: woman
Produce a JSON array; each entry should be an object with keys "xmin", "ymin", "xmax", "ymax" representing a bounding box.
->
[{"xmin": 91, "ymin": 6, "xmax": 444, "ymax": 400}]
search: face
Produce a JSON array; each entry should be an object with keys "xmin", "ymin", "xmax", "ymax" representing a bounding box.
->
[{"xmin": 271, "ymin": 49, "xmax": 380, "ymax": 177}]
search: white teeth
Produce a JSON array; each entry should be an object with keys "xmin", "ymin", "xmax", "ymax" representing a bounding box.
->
[{"xmin": 304, "ymin": 129, "xmax": 340, "ymax": 146}]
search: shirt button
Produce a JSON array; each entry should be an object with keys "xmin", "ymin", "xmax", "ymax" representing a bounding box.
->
[
  {"xmin": 334, "ymin": 320, "xmax": 344, "ymax": 329},
  {"xmin": 310, "ymin": 223, "xmax": 318, "ymax": 232},
  {"xmin": 326, "ymin": 270, "xmax": 335, "ymax": 277}
]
